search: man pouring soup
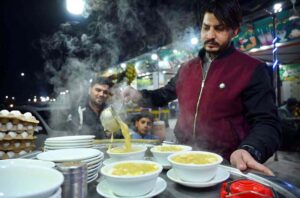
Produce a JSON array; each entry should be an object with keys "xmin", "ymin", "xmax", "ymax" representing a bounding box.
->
[{"xmin": 123, "ymin": 0, "xmax": 281, "ymax": 176}]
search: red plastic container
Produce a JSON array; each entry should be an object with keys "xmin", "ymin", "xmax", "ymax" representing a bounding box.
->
[{"xmin": 220, "ymin": 179, "xmax": 275, "ymax": 198}]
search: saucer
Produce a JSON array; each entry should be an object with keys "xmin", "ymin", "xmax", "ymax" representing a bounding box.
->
[
  {"xmin": 96, "ymin": 177, "xmax": 167, "ymax": 198},
  {"xmin": 167, "ymin": 167, "xmax": 230, "ymax": 188}
]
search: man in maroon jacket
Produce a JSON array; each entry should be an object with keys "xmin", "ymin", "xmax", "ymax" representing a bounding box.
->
[{"xmin": 123, "ymin": 0, "xmax": 281, "ymax": 176}]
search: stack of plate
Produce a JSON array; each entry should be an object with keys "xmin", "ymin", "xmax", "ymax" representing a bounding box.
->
[
  {"xmin": 37, "ymin": 148, "xmax": 104, "ymax": 183},
  {"xmin": 44, "ymin": 135, "xmax": 95, "ymax": 150}
]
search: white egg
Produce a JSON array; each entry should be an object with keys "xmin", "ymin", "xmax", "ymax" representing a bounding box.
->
[
  {"xmin": 3, "ymin": 142, "xmax": 10, "ymax": 148},
  {"xmin": 0, "ymin": 132, "xmax": 5, "ymax": 140},
  {"xmin": 24, "ymin": 112, "xmax": 33, "ymax": 118},
  {"xmin": 6, "ymin": 122, "xmax": 13, "ymax": 130},
  {"xmin": 7, "ymin": 151, "xmax": 15, "ymax": 158},
  {"xmin": 14, "ymin": 142, "xmax": 21, "ymax": 148},
  {"xmin": 19, "ymin": 150, "xmax": 27, "ymax": 155},
  {"xmin": 17, "ymin": 123, "xmax": 24, "ymax": 130},
  {"xmin": 0, "ymin": 109, "xmax": 10, "ymax": 116},
  {"xmin": 21, "ymin": 132, "xmax": 28, "ymax": 138},
  {"xmin": 8, "ymin": 131, "xmax": 17, "ymax": 138},
  {"xmin": 10, "ymin": 110, "xmax": 22, "ymax": 117}
]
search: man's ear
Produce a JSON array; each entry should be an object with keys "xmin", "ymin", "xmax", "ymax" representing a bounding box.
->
[
  {"xmin": 88, "ymin": 87, "xmax": 91, "ymax": 95},
  {"xmin": 233, "ymin": 27, "xmax": 240, "ymax": 36}
]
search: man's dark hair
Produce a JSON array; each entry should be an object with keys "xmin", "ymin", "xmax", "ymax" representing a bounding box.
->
[
  {"xmin": 90, "ymin": 77, "xmax": 114, "ymax": 88},
  {"xmin": 133, "ymin": 112, "xmax": 154, "ymax": 123},
  {"xmin": 199, "ymin": 0, "xmax": 242, "ymax": 30},
  {"xmin": 286, "ymin": 98, "xmax": 298, "ymax": 108}
]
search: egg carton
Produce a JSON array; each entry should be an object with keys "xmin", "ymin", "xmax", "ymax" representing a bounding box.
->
[
  {"xmin": 0, "ymin": 110, "xmax": 39, "ymax": 126},
  {"xmin": 0, "ymin": 120, "xmax": 38, "ymax": 132},
  {"xmin": 0, "ymin": 139, "xmax": 36, "ymax": 150},
  {"xmin": 0, "ymin": 131, "xmax": 35, "ymax": 140},
  {"xmin": 0, "ymin": 149, "xmax": 35, "ymax": 160}
]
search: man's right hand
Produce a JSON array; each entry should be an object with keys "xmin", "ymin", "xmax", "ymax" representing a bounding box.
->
[{"xmin": 122, "ymin": 86, "xmax": 142, "ymax": 103}]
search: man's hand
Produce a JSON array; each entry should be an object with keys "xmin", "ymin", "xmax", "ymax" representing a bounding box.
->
[
  {"xmin": 122, "ymin": 86, "xmax": 142, "ymax": 103},
  {"xmin": 230, "ymin": 149, "xmax": 274, "ymax": 176}
]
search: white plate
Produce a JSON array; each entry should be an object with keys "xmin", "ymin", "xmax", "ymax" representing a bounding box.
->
[
  {"xmin": 88, "ymin": 173, "xmax": 98, "ymax": 183},
  {"xmin": 48, "ymin": 187, "xmax": 61, "ymax": 198},
  {"xmin": 46, "ymin": 135, "xmax": 95, "ymax": 142},
  {"xmin": 82, "ymin": 154, "xmax": 104, "ymax": 163},
  {"xmin": 88, "ymin": 164, "xmax": 101, "ymax": 175},
  {"xmin": 45, "ymin": 141, "xmax": 93, "ymax": 146},
  {"xmin": 37, "ymin": 148, "xmax": 102, "ymax": 162},
  {"xmin": 166, "ymin": 167, "xmax": 230, "ymax": 188},
  {"xmin": 96, "ymin": 177, "xmax": 167, "ymax": 198},
  {"xmin": 44, "ymin": 145, "xmax": 93, "ymax": 150},
  {"xmin": 0, "ymin": 159, "xmax": 55, "ymax": 168}
]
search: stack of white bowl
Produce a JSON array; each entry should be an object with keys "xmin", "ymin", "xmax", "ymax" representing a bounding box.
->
[
  {"xmin": 0, "ymin": 159, "xmax": 63, "ymax": 198},
  {"xmin": 37, "ymin": 148, "xmax": 104, "ymax": 183},
  {"xmin": 44, "ymin": 135, "xmax": 95, "ymax": 151}
]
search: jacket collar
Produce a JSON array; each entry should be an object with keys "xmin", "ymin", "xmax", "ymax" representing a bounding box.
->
[{"xmin": 198, "ymin": 42, "xmax": 236, "ymax": 61}]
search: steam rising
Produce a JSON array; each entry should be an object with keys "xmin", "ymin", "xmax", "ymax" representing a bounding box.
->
[{"xmin": 41, "ymin": 0, "xmax": 197, "ymax": 133}]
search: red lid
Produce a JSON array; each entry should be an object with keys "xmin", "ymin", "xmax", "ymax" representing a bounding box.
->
[{"xmin": 229, "ymin": 179, "xmax": 274, "ymax": 198}]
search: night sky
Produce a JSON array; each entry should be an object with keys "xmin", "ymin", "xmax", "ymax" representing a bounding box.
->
[{"xmin": 0, "ymin": 0, "xmax": 85, "ymax": 105}]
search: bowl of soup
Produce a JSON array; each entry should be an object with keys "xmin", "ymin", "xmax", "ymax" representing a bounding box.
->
[
  {"xmin": 150, "ymin": 144, "xmax": 192, "ymax": 167},
  {"xmin": 100, "ymin": 160, "xmax": 162, "ymax": 197},
  {"xmin": 168, "ymin": 151, "xmax": 223, "ymax": 183},
  {"xmin": 107, "ymin": 145, "xmax": 147, "ymax": 161}
]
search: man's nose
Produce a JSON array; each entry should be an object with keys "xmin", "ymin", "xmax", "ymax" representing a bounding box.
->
[{"xmin": 207, "ymin": 29, "xmax": 216, "ymax": 39}]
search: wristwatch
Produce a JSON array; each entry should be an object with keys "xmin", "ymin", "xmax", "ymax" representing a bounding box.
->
[{"xmin": 240, "ymin": 145, "xmax": 262, "ymax": 162}]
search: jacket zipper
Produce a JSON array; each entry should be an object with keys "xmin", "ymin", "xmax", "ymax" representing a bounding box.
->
[{"xmin": 192, "ymin": 60, "xmax": 213, "ymax": 139}]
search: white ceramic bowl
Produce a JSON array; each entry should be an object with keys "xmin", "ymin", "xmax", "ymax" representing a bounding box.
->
[
  {"xmin": 0, "ymin": 164, "xmax": 64, "ymax": 198},
  {"xmin": 101, "ymin": 160, "xmax": 162, "ymax": 197},
  {"xmin": 150, "ymin": 144, "xmax": 192, "ymax": 166},
  {"xmin": 107, "ymin": 145, "xmax": 147, "ymax": 161},
  {"xmin": 1, "ymin": 159, "xmax": 56, "ymax": 168},
  {"xmin": 168, "ymin": 151, "xmax": 223, "ymax": 183}
]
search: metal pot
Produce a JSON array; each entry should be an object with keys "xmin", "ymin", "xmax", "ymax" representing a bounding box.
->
[{"xmin": 100, "ymin": 106, "xmax": 120, "ymax": 133}]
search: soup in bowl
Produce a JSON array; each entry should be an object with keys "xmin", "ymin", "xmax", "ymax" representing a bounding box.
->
[
  {"xmin": 168, "ymin": 151, "xmax": 223, "ymax": 183},
  {"xmin": 100, "ymin": 160, "xmax": 163, "ymax": 197},
  {"xmin": 107, "ymin": 145, "xmax": 147, "ymax": 161},
  {"xmin": 150, "ymin": 144, "xmax": 192, "ymax": 167}
]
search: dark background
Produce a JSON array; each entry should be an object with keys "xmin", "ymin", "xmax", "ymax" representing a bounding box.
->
[{"xmin": 0, "ymin": 0, "xmax": 288, "ymax": 106}]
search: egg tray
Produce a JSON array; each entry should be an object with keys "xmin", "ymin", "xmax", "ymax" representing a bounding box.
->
[
  {"xmin": 0, "ymin": 131, "xmax": 35, "ymax": 140},
  {"xmin": 0, "ymin": 139, "xmax": 35, "ymax": 151},
  {"xmin": 0, "ymin": 114, "xmax": 39, "ymax": 124},
  {"xmin": 0, "ymin": 149, "xmax": 35, "ymax": 160},
  {"xmin": 0, "ymin": 120, "xmax": 37, "ymax": 132}
]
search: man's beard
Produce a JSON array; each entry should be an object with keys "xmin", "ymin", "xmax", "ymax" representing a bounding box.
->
[{"xmin": 203, "ymin": 39, "xmax": 230, "ymax": 58}]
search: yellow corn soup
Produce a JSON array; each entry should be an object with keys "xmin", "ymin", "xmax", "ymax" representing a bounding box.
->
[
  {"xmin": 111, "ymin": 163, "xmax": 159, "ymax": 176},
  {"xmin": 109, "ymin": 146, "xmax": 143, "ymax": 153},
  {"xmin": 171, "ymin": 153, "xmax": 219, "ymax": 164},
  {"xmin": 155, "ymin": 145, "xmax": 185, "ymax": 152}
]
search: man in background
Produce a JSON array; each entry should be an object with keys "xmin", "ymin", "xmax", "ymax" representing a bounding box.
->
[{"xmin": 67, "ymin": 77, "xmax": 115, "ymax": 139}]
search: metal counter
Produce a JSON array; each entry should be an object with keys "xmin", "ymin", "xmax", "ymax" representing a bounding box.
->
[{"xmin": 21, "ymin": 148, "xmax": 300, "ymax": 198}]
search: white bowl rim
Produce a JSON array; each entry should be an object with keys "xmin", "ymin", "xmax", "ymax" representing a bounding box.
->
[
  {"xmin": 1, "ymin": 159, "xmax": 56, "ymax": 168},
  {"xmin": 101, "ymin": 160, "xmax": 163, "ymax": 179},
  {"xmin": 150, "ymin": 145, "xmax": 192, "ymax": 153},
  {"xmin": 0, "ymin": 164, "xmax": 64, "ymax": 197},
  {"xmin": 167, "ymin": 151, "xmax": 223, "ymax": 167},
  {"xmin": 107, "ymin": 145, "xmax": 147, "ymax": 155}
]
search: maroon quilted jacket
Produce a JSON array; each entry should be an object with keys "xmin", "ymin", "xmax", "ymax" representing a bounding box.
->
[{"xmin": 141, "ymin": 44, "xmax": 281, "ymax": 162}]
